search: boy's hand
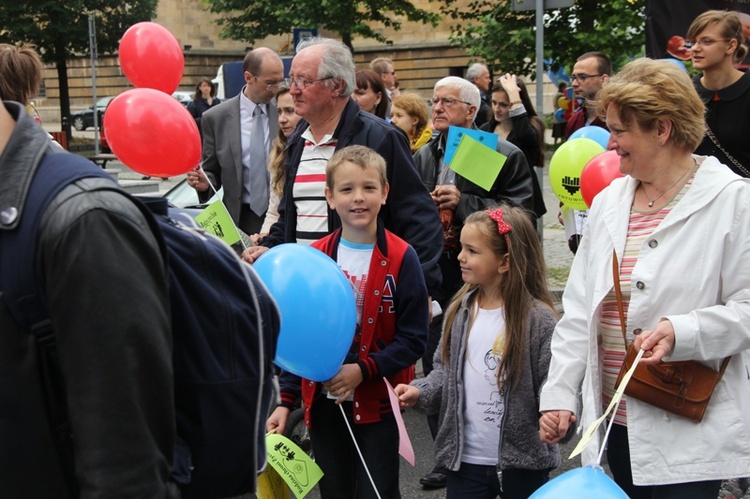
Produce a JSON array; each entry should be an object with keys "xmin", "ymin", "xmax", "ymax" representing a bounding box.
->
[
  {"xmin": 242, "ymin": 245, "xmax": 268, "ymax": 264},
  {"xmin": 267, "ymin": 406, "xmax": 291, "ymax": 435},
  {"xmin": 323, "ymin": 364, "xmax": 363, "ymax": 404},
  {"xmin": 394, "ymin": 384, "xmax": 420, "ymax": 408}
]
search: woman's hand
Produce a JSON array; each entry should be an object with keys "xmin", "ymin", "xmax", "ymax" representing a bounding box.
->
[
  {"xmin": 267, "ymin": 406, "xmax": 291, "ymax": 435},
  {"xmin": 498, "ymin": 74, "xmax": 522, "ymax": 104},
  {"xmin": 633, "ymin": 319, "xmax": 675, "ymax": 364},
  {"xmin": 394, "ymin": 384, "xmax": 420, "ymax": 408},
  {"xmin": 539, "ymin": 410, "xmax": 576, "ymax": 444}
]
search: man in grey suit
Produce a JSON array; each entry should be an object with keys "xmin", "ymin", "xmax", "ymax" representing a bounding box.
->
[{"xmin": 188, "ymin": 47, "xmax": 284, "ymax": 234}]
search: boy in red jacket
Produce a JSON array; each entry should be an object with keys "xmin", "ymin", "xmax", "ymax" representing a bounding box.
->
[{"xmin": 267, "ymin": 145, "xmax": 429, "ymax": 498}]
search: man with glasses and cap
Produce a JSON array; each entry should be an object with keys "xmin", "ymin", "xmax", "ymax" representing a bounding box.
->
[
  {"xmin": 411, "ymin": 75, "xmax": 534, "ymax": 490},
  {"xmin": 188, "ymin": 47, "xmax": 284, "ymax": 234},
  {"xmin": 243, "ymin": 37, "xmax": 443, "ymax": 298},
  {"xmin": 564, "ymin": 51, "xmax": 612, "ymax": 139}
]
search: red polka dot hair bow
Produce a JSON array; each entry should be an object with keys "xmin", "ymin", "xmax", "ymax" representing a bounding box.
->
[{"xmin": 486, "ymin": 208, "xmax": 512, "ymax": 237}]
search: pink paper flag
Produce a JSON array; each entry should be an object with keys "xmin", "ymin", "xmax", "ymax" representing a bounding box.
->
[{"xmin": 384, "ymin": 378, "xmax": 416, "ymax": 467}]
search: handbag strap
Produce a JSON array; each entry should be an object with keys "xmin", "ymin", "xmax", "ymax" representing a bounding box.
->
[
  {"xmin": 612, "ymin": 249, "xmax": 628, "ymax": 346},
  {"xmin": 611, "ymin": 249, "xmax": 731, "ymax": 375},
  {"xmin": 705, "ymin": 124, "xmax": 750, "ymax": 178}
]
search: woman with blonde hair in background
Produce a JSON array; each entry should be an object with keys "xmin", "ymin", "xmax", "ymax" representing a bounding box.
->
[
  {"xmin": 390, "ymin": 93, "xmax": 432, "ymax": 153},
  {"xmin": 251, "ymin": 84, "xmax": 300, "ymax": 243}
]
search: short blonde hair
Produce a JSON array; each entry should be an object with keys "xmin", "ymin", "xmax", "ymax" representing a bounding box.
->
[
  {"xmin": 687, "ymin": 10, "xmax": 748, "ymax": 63},
  {"xmin": 596, "ymin": 58, "xmax": 705, "ymax": 152},
  {"xmin": 392, "ymin": 93, "xmax": 429, "ymax": 131},
  {"xmin": 326, "ymin": 145, "xmax": 387, "ymax": 189}
]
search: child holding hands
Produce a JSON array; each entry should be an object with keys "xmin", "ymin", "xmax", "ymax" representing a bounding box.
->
[{"xmin": 396, "ymin": 205, "xmax": 559, "ymax": 498}]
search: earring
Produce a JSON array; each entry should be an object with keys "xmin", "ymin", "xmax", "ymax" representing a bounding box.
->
[{"xmin": 657, "ymin": 139, "xmax": 663, "ymax": 145}]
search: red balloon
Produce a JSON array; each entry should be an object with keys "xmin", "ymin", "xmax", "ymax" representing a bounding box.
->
[
  {"xmin": 119, "ymin": 22, "xmax": 184, "ymax": 94},
  {"xmin": 580, "ymin": 150, "xmax": 625, "ymax": 208},
  {"xmin": 103, "ymin": 89, "xmax": 201, "ymax": 177}
]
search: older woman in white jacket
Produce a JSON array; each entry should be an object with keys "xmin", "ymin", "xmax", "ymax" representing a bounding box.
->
[{"xmin": 538, "ymin": 58, "xmax": 750, "ymax": 499}]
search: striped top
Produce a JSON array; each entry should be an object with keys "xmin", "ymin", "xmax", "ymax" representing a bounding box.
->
[
  {"xmin": 293, "ymin": 127, "xmax": 337, "ymax": 245},
  {"xmin": 600, "ymin": 168, "xmax": 697, "ymax": 426}
]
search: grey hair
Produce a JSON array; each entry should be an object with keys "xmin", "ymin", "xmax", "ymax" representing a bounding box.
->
[
  {"xmin": 296, "ymin": 37, "xmax": 356, "ymax": 97},
  {"xmin": 466, "ymin": 62, "xmax": 488, "ymax": 82},
  {"xmin": 435, "ymin": 76, "xmax": 481, "ymax": 111}
]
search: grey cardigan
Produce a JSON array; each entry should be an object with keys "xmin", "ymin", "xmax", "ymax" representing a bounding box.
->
[{"xmin": 412, "ymin": 289, "xmax": 560, "ymax": 480}]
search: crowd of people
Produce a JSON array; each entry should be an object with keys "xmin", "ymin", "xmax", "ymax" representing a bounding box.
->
[{"xmin": 3, "ymin": 7, "xmax": 750, "ymax": 498}]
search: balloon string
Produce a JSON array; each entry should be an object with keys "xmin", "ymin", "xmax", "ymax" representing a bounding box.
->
[
  {"xmin": 339, "ymin": 404, "xmax": 382, "ymax": 499},
  {"xmin": 197, "ymin": 163, "xmax": 250, "ymax": 251}
]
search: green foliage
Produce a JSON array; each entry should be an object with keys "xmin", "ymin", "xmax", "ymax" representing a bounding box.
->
[
  {"xmin": 202, "ymin": 0, "xmax": 440, "ymax": 50},
  {"xmin": 443, "ymin": 0, "xmax": 646, "ymax": 77},
  {"xmin": 0, "ymin": 0, "xmax": 157, "ymax": 62}
]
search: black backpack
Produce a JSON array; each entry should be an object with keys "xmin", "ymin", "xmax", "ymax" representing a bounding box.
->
[{"xmin": 0, "ymin": 152, "xmax": 280, "ymax": 498}]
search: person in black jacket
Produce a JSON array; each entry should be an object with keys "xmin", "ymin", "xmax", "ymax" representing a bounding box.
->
[
  {"xmin": 0, "ymin": 100, "xmax": 179, "ymax": 498},
  {"xmin": 242, "ymin": 37, "xmax": 443, "ymax": 296},
  {"xmin": 186, "ymin": 78, "xmax": 221, "ymax": 134}
]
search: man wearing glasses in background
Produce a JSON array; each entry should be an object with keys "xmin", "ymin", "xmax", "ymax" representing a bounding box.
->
[
  {"xmin": 189, "ymin": 47, "xmax": 284, "ymax": 234},
  {"xmin": 412, "ymin": 75, "xmax": 534, "ymax": 490},
  {"xmin": 370, "ymin": 57, "xmax": 397, "ymax": 114},
  {"xmin": 564, "ymin": 51, "xmax": 612, "ymax": 139},
  {"xmin": 243, "ymin": 38, "xmax": 443, "ymax": 300}
]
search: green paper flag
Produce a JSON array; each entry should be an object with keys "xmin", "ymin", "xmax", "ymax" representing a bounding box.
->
[
  {"xmin": 266, "ymin": 433, "xmax": 324, "ymax": 499},
  {"xmin": 449, "ymin": 134, "xmax": 507, "ymax": 191},
  {"xmin": 194, "ymin": 199, "xmax": 241, "ymax": 245}
]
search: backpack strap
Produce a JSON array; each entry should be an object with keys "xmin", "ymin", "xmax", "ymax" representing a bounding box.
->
[{"xmin": 0, "ymin": 152, "xmax": 115, "ymax": 336}]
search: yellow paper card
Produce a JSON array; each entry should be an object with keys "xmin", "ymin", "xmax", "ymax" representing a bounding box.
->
[
  {"xmin": 448, "ymin": 134, "xmax": 507, "ymax": 191},
  {"xmin": 194, "ymin": 199, "xmax": 241, "ymax": 245},
  {"xmin": 569, "ymin": 348, "xmax": 645, "ymax": 459},
  {"xmin": 266, "ymin": 433, "xmax": 323, "ymax": 499}
]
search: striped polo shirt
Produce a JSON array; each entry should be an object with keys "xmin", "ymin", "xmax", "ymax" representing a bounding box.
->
[{"xmin": 293, "ymin": 127, "xmax": 337, "ymax": 245}]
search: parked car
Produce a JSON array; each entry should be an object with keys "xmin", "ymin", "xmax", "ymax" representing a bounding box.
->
[
  {"xmin": 69, "ymin": 96, "xmax": 115, "ymax": 131},
  {"xmin": 172, "ymin": 91, "xmax": 193, "ymax": 107}
]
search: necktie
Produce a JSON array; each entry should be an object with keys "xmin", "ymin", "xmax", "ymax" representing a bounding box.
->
[{"xmin": 248, "ymin": 105, "xmax": 269, "ymax": 216}]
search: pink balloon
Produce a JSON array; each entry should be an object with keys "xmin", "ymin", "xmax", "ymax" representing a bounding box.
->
[
  {"xmin": 580, "ymin": 150, "xmax": 624, "ymax": 208},
  {"xmin": 104, "ymin": 88, "xmax": 201, "ymax": 177},
  {"xmin": 119, "ymin": 22, "xmax": 184, "ymax": 94}
]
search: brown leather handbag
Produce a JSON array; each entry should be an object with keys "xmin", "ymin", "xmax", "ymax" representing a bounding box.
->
[{"xmin": 612, "ymin": 251, "xmax": 729, "ymax": 423}]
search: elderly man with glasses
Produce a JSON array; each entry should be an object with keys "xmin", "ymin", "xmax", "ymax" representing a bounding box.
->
[
  {"xmin": 412, "ymin": 75, "xmax": 534, "ymax": 490},
  {"xmin": 565, "ymin": 51, "xmax": 612, "ymax": 139},
  {"xmin": 188, "ymin": 47, "xmax": 284, "ymax": 234},
  {"xmin": 244, "ymin": 38, "xmax": 442, "ymax": 295}
]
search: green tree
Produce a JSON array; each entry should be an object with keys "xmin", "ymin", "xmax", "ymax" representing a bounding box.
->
[
  {"xmin": 0, "ymin": 0, "xmax": 157, "ymax": 136},
  {"xmin": 443, "ymin": 0, "xmax": 645, "ymax": 78},
  {"xmin": 203, "ymin": 0, "xmax": 440, "ymax": 51}
]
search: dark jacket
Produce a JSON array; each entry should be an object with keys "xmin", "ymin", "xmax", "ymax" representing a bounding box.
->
[
  {"xmin": 0, "ymin": 103, "xmax": 178, "ymax": 498},
  {"xmin": 564, "ymin": 105, "xmax": 608, "ymax": 139},
  {"xmin": 278, "ymin": 223, "xmax": 428, "ymax": 425},
  {"xmin": 261, "ymin": 98, "xmax": 443, "ymax": 295},
  {"xmin": 693, "ymin": 71, "xmax": 750, "ymax": 177},
  {"xmin": 481, "ymin": 109, "xmax": 547, "ymax": 218},
  {"xmin": 412, "ymin": 131, "xmax": 535, "ymax": 224},
  {"xmin": 187, "ymin": 96, "xmax": 221, "ymax": 130}
]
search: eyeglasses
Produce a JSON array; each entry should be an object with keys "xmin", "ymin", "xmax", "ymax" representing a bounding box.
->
[
  {"xmin": 431, "ymin": 96, "xmax": 473, "ymax": 108},
  {"xmin": 685, "ymin": 38, "xmax": 730, "ymax": 48},
  {"xmin": 570, "ymin": 73, "xmax": 603, "ymax": 83},
  {"xmin": 387, "ymin": 71, "xmax": 396, "ymax": 75},
  {"xmin": 250, "ymin": 74, "xmax": 284, "ymax": 91},
  {"xmin": 283, "ymin": 76, "xmax": 332, "ymax": 89}
]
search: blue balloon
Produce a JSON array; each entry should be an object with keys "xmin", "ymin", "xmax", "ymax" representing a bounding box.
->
[
  {"xmin": 554, "ymin": 108, "xmax": 565, "ymax": 122},
  {"xmin": 254, "ymin": 243, "xmax": 357, "ymax": 382},
  {"xmin": 530, "ymin": 467, "xmax": 628, "ymax": 498},
  {"xmin": 569, "ymin": 126, "xmax": 611, "ymax": 150}
]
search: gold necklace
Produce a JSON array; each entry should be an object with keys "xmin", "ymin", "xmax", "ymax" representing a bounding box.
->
[{"xmin": 640, "ymin": 163, "xmax": 693, "ymax": 208}]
